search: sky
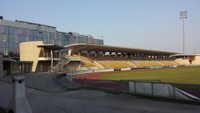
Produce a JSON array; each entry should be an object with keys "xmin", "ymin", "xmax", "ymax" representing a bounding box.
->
[{"xmin": 1, "ymin": 0, "xmax": 200, "ymax": 54}]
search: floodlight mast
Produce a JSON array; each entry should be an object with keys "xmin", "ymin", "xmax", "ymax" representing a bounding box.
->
[{"xmin": 180, "ymin": 11, "xmax": 187, "ymax": 55}]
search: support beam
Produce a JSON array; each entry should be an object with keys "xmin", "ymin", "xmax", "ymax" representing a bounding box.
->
[
  {"xmin": 68, "ymin": 49, "xmax": 72, "ymax": 56},
  {"xmin": 51, "ymin": 48, "xmax": 53, "ymax": 69}
]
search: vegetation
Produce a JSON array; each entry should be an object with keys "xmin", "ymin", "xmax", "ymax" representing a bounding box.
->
[{"xmin": 99, "ymin": 66, "xmax": 200, "ymax": 84}]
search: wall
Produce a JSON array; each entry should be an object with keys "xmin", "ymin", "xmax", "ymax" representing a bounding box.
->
[
  {"xmin": 36, "ymin": 61, "xmax": 51, "ymax": 72},
  {"xmin": 20, "ymin": 41, "xmax": 44, "ymax": 72}
]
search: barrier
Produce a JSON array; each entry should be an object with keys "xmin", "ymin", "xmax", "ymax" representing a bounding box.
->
[
  {"xmin": 121, "ymin": 68, "xmax": 131, "ymax": 71},
  {"xmin": 9, "ymin": 76, "xmax": 32, "ymax": 113},
  {"xmin": 129, "ymin": 81, "xmax": 200, "ymax": 102},
  {"xmin": 54, "ymin": 73, "xmax": 80, "ymax": 89},
  {"xmin": 66, "ymin": 69, "xmax": 114, "ymax": 76}
]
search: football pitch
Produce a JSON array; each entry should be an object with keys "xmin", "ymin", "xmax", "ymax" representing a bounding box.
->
[{"xmin": 99, "ymin": 66, "xmax": 200, "ymax": 84}]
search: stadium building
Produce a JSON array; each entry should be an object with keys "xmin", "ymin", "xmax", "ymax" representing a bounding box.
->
[
  {"xmin": 0, "ymin": 16, "xmax": 103, "ymax": 77},
  {"xmin": 20, "ymin": 43, "xmax": 180, "ymax": 73},
  {"xmin": 0, "ymin": 16, "xmax": 200, "ymax": 78}
]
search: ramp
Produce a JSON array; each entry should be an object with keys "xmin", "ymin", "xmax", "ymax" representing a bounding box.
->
[{"xmin": 1, "ymin": 73, "xmax": 66, "ymax": 93}]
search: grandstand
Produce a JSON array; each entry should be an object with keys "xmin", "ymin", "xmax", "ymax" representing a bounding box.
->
[{"xmin": 50, "ymin": 44, "xmax": 180, "ymax": 72}]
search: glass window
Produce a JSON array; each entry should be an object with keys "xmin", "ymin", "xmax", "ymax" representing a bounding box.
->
[{"xmin": 0, "ymin": 25, "xmax": 6, "ymax": 33}]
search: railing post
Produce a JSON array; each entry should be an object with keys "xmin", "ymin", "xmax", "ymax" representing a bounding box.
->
[
  {"xmin": 173, "ymin": 84, "xmax": 176, "ymax": 99},
  {"xmin": 151, "ymin": 82, "xmax": 154, "ymax": 96},
  {"xmin": 134, "ymin": 81, "xmax": 136, "ymax": 94}
]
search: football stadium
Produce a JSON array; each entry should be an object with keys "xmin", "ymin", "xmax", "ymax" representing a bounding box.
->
[
  {"xmin": 0, "ymin": 17, "xmax": 200, "ymax": 113},
  {"xmin": 0, "ymin": 17, "xmax": 200, "ymax": 100}
]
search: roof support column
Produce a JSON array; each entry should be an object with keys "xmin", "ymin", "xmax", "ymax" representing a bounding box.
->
[
  {"xmin": 87, "ymin": 51, "xmax": 90, "ymax": 56},
  {"xmin": 68, "ymin": 49, "xmax": 72, "ymax": 56},
  {"xmin": 78, "ymin": 51, "xmax": 80, "ymax": 56},
  {"xmin": 51, "ymin": 48, "xmax": 53, "ymax": 69},
  {"xmin": 95, "ymin": 51, "xmax": 97, "ymax": 57},
  {"xmin": 102, "ymin": 52, "xmax": 105, "ymax": 57}
]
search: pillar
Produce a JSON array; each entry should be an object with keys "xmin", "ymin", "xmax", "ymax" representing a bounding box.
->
[
  {"xmin": 50, "ymin": 48, "xmax": 53, "ymax": 69},
  {"xmin": 68, "ymin": 49, "xmax": 72, "ymax": 56}
]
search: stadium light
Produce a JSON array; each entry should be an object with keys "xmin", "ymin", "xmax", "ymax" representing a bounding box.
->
[{"xmin": 180, "ymin": 11, "xmax": 187, "ymax": 54}]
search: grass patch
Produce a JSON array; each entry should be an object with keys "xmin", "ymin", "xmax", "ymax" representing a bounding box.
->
[{"xmin": 99, "ymin": 66, "xmax": 200, "ymax": 84}]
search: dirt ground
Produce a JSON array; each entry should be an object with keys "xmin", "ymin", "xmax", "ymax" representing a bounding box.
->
[{"xmin": 0, "ymin": 76, "xmax": 200, "ymax": 113}]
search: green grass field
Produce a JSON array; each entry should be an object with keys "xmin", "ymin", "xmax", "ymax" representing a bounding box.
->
[{"xmin": 99, "ymin": 66, "xmax": 200, "ymax": 84}]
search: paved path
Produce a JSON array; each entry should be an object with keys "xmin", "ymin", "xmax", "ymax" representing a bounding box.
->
[{"xmin": 0, "ymin": 80, "xmax": 200, "ymax": 113}]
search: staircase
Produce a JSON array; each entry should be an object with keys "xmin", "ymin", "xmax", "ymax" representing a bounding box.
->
[{"xmin": 49, "ymin": 57, "xmax": 70, "ymax": 72}]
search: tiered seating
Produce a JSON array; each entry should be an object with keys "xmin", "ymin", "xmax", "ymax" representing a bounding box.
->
[
  {"xmin": 132, "ymin": 61, "xmax": 160, "ymax": 67},
  {"xmin": 159, "ymin": 61, "xmax": 180, "ymax": 66},
  {"xmin": 69, "ymin": 54, "xmax": 180, "ymax": 69},
  {"xmin": 93, "ymin": 56, "xmax": 133, "ymax": 69},
  {"xmin": 72, "ymin": 55, "xmax": 96, "ymax": 67},
  {"xmin": 103, "ymin": 61, "xmax": 131, "ymax": 68},
  {"xmin": 81, "ymin": 60, "xmax": 95, "ymax": 67},
  {"xmin": 145, "ymin": 61, "xmax": 162, "ymax": 66}
]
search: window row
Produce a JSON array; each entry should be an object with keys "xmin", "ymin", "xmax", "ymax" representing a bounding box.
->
[
  {"xmin": 0, "ymin": 25, "xmax": 56, "ymax": 39},
  {"xmin": 0, "ymin": 47, "xmax": 20, "ymax": 57}
]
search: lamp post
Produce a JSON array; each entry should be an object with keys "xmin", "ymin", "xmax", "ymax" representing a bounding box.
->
[{"xmin": 180, "ymin": 11, "xmax": 187, "ymax": 55}]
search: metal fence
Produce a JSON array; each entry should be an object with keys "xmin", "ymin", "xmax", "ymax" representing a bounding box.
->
[
  {"xmin": 54, "ymin": 69, "xmax": 200, "ymax": 102},
  {"xmin": 74, "ymin": 78, "xmax": 200, "ymax": 102},
  {"xmin": 129, "ymin": 81, "xmax": 200, "ymax": 101}
]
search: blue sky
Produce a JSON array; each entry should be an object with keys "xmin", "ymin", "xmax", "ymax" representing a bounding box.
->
[{"xmin": 1, "ymin": 0, "xmax": 200, "ymax": 54}]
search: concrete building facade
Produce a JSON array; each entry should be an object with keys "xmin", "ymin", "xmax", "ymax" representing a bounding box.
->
[
  {"xmin": 0, "ymin": 17, "xmax": 103, "ymax": 75},
  {"xmin": 20, "ymin": 41, "xmax": 64, "ymax": 72},
  {"xmin": 0, "ymin": 17, "xmax": 103, "ymax": 58}
]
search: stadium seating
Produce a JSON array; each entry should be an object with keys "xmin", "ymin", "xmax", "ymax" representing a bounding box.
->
[{"xmin": 68, "ymin": 54, "xmax": 180, "ymax": 69}]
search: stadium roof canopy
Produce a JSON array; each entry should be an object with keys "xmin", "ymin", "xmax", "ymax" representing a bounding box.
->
[
  {"xmin": 171, "ymin": 54, "xmax": 200, "ymax": 57},
  {"xmin": 65, "ymin": 43, "xmax": 178, "ymax": 55}
]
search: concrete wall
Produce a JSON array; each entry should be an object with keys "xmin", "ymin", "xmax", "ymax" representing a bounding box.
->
[
  {"xmin": 0, "ymin": 55, "xmax": 3, "ymax": 78},
  {"xmin": 36, "ymin": 61, "xmax": 51, "ymax": 72},
  {"xmin": 20, "ymin": 41, "xmax": 44, "ymax": 72}
]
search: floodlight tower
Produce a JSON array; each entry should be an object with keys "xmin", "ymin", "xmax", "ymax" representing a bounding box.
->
[{"xmin": 180, "ymin": 11, "xmax": 187, "ymax": 54}]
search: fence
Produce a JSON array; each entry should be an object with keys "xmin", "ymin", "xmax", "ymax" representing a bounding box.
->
[
  {"xmin": 54, "ymin": 73, "xmax": 80, "ymax": 89},
  {"xmin": 74, "ymin": 78, "xmax": 200, "ymax": 102},
  {"xmin": 55, "ymin": 69, "xmax": 200, "ymax": 102},
  {"xmin": 129, "ymin": 81, "xmax": 200, "ymax": 101},
  {"xmin": 66, "ymin": 69, "xmax": 114, "ymax": 76}
]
